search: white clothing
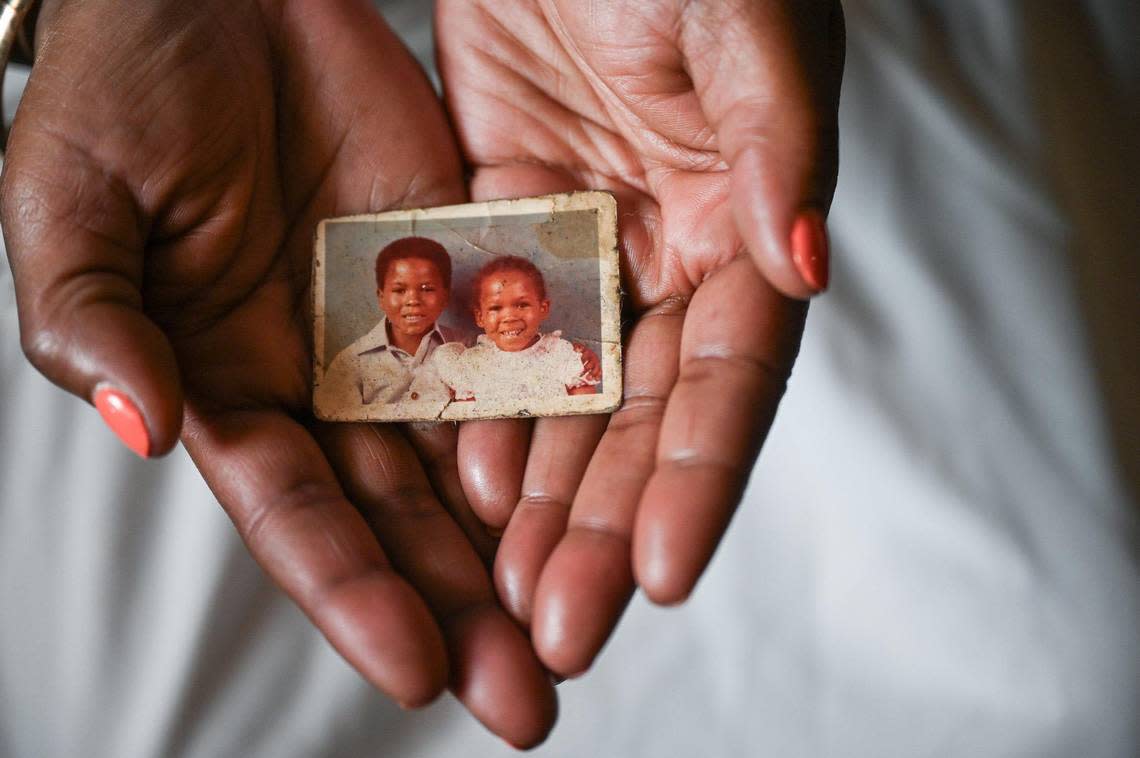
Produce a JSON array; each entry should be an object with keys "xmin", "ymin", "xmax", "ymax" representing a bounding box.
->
[{"xmin": 410, "ymin": 331, "xmax": 594, "ymax": 405}]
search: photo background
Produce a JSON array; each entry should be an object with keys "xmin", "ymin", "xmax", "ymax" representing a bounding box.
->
[{"xmin": 322, "ymin": 210, "xmax": 603, "ymax": 362}]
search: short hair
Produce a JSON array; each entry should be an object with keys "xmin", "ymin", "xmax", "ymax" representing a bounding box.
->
[
  {"xmin": 472, "ymin": 255, "xmax": 548, "ymax": 305},
  {"xmin": 374, "ymin": 237, "xmax": 452, "ymax": 290}
]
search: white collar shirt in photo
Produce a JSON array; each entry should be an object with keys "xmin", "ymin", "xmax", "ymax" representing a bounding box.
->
[
  {"xmin": 316, "ymin": 317, "xmax": 458, "ymax": 407},
  {"xmin": 416, "ymin": 331, "xmax": 596, "ymax": 405}
]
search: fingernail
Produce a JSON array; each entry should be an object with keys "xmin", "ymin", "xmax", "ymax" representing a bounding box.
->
[
  {"xmin": 93, "ymin": 385, "xmax": 151, "ymax": 458},
  {"xmin": 790, "ymin": 209, "xmax": 830, "ymax": 292}
]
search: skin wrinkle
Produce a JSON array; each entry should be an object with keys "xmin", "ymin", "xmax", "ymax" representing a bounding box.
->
[
  {"xmin": 538, "ymin": 0, "xmax": 720, "ymax": 167},
  {"xmin": 29, "ymin": 36, "xmax": 283, "ymax": 341},
  {"xmin": 237, "ymin": 479, "xmax": 370, "ymax": 597},
  {"xmin": 473, "ymin": 0, "xmax": 615, "ymax": 132},
  {"xmin": 565, "ymin": 519, "xmax": 632, "ymax": 548},
  {"xmin": 464, "ymin": 47, "xmax": 643, "ymax": 183},
  {"xmin": 154, "ymin": 250, "xmax": 288, "ymax": 344},
  {"xmin": 472, "ymin": 1, "xmax": 565, "ymax": 103},
  {"xmin": 358, "ymin": 426, "xmax": 443, "ymax": 521},
  {"xmin": 515, "ymin": 493, "xmax": 573, "ymax": 516},
  {"xmin": 284, "ymin": 109, "xmax": 356, "ymax": 232},
  {"xmin": 5, "ymin": 122, "xmax": 145, "ymax": 243},
  {"xmin": 604, "ymin": 394, "xmax": 668, "ymax": 437},
  {"xmin": 147, "ymin": 179, "xmax": 270, "ymax": 322}
]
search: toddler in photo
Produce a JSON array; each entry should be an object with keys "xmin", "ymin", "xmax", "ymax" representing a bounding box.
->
[{"xmin": 410, "ymin": 256, "xmax": 599, "ymax": 404}]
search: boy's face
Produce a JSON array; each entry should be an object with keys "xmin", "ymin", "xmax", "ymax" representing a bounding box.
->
[
  {"xmin": 378, "ymin": 257, "xmax": 449, "ymax": 343},
  {"xmin": 474, "ymin": 270, "xmax": 550, "ymax": 352}
]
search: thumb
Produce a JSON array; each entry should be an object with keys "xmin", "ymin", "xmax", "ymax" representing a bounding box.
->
[
  {"xmin": 2, "ymin": 127, "xmax": 182, "ymax": 458},
  {"xmin": 686, "ymin": 0, "xmax": 845, "ymax": 298}
]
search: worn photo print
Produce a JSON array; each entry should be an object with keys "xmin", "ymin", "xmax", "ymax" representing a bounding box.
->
[{"xmin": 312, "ymin": 192, "xmax": 621, "ymax": 422}]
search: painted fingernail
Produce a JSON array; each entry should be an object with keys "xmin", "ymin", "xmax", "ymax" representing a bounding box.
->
[
  {"xmin": 790, "ymin": 208, "xmax": 830, "ymax": 292},
  {"xmin": 93, "ymin": 386, "xmax": 151, "ymax": 458}
]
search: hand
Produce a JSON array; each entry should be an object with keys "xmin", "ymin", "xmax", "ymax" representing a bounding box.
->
[
  {"xmin": 437, "ymin": 0, "xmax": 844, "ymax": 675},
  {"xmin": 2, "ymin": 0, "xmax": 554, "ymax": 745},
  {"xmin": 573, "ymin": 342, "xmax": 602, "ymax": 383}
]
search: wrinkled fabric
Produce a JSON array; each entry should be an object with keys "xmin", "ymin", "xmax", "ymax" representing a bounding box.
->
[{"xmin": 1, "ymin": 2, "xmax": 1136, "ymax": 757}]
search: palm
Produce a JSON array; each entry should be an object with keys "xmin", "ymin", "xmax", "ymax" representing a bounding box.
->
[
  {"xmin": 4, "ymin": 0, "xmax": 553, "ymax": 744},
  {"xmin": 440, "ymin": 0, "xmax": 740, "ymax": 305},
  {"xmin": 437, "ymin": 0, "xmax": 839, "ymax": 676}
]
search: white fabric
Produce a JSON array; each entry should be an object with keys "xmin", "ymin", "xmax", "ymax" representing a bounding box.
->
[
  {"xmin": 1, "ymin": 2, "xmax": 1137, "ymax": 757},
  {"xmin": 413, "ymin": 331, "xmax": 594, "ymax": 404}
]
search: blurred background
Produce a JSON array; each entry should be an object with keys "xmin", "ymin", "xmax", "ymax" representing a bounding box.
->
[{"xmin": 1, "ymin": 1, "xmax": 1136, "ymax": 756}]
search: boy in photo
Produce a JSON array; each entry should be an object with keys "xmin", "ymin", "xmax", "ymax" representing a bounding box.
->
[
  {"xmin": 410, "ymin": 256, "xmax": 600, "ymax": 404},
  {"xmin": 316, "ymin": 236, "xmax": 461, "ymax": 408}
]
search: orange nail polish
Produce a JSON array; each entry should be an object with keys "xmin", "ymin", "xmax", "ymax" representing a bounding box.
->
[
  {"xmin": 791, "ymin": 209, "xmax": 830, "ymax": 292},
  {"xmin": 93, "ymin": 386, "xmax": 151, "ymax": 458}
]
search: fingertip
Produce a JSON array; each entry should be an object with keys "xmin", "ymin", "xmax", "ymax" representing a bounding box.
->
[
  {"xmin": 635, "ymin": 548, "xmax": 694, "ymax": 607},
  {"xmin": 90, "ymin": 362, "xmax": 183, "ymax": 459},
  {"xmin": 93, "ymin": 384, "xmax": 153, "ymax": 458},
  {"xmin": 790, "ymin": 207, "xmax": 830, "ymax": 293},
  {"xmin": 319, "ymin": 571, "xmax": 450, "ymax": 708},
  {"xmin": 632, "ymin": 522, "xmax": 694, "ymax": 606},
  {"xmin": 531, "ymin": 532, "xmax": 633, "ymax": 678},
  {"xmin": 493, "ymin": 552, "xmax": 534, "ymax": 628},
  {"xmin": 449, "ymin": 606, "xmax": 558, "ymax": 748},
  {"xmin": 493, "ymin": 495, "xmax": 575, "ymax": 628},
  {"xmin": 730, "ymin": 145, "xmax": 832, "ymax": 300},
  {"xmin": 457, "ymin": 419, "xmax": 532, "ymax": 529},
  {"xmin": 22, "ymin": 302, "xmax": 186, "ymax": 458},
  {"xmin": 632, "ymin": 467, "xmax": 743, "ymax": 607}
]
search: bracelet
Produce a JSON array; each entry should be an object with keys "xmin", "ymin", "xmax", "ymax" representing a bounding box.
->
[{"xmin": 1, "ymin": 0, "xmax": 38, "ymax": 152}]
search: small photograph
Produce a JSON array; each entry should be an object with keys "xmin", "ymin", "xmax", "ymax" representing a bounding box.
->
[{"xmin": 312, "ymin": 192, "xmax": 622, "ymax": 422}]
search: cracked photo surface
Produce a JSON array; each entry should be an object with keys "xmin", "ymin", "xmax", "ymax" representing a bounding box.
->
[{"xmin": 312, "ymin": 192, "xmax": 622, "ymax": 422}]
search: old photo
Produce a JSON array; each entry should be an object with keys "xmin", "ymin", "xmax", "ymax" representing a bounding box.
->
[{"xmin": 312, "ymin": 192, "xmax": 622, "ymax": 422}]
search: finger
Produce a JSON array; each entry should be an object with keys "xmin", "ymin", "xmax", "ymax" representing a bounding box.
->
[
  {"xmin": 457, "ymin": 419, "xmax": 533, "ymax": 531},
  {"xmin": 180, "ymin": 408, "xmax": 448, "ymax": 707},
  {"xmin": 1, "ymin": 126, "xmax": 183, "ymax": 457},
  {"xmin": 494, "ymin": 413, "xmax": 608, "ymax": 627},
  {"xmin": 633, "ymin": 257, "xmax": 805, "ymax": 603},
  {"xmin": 402, "ymin": 421, "xmax": 499, "ymax": 564},
  {"xmin": 529, "ymin": 298, "xmax": 685, "ymax": 676},
  {"xmin": 318, "ymin": 422, "xmax": 558, "ymax": 749},
  {"xmin": 684, "ymin": 0, "xmax": 845, "ymax": 297}
]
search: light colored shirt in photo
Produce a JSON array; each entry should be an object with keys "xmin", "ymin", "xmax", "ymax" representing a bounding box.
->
[
  {"xmin": 316, "ymin": 317, "xmax": 460, "ymax": 407},
  {"xmin": 410, "ymin": 331, "xmax": 596, "ymax": 404}
]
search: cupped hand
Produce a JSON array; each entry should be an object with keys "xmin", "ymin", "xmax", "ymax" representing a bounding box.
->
[
  {"xmin": 2, "ymin": 0, "xmax": 554, "ymax": 745},
  {"xmin": 436, "ymin": 0, "xmax": 844, "ymax": 676}
]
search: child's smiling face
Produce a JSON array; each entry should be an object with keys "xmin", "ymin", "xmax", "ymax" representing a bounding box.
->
[
  {"xmin": 475, "ymin": 270, "xmax": 550, "ymax": 352},
  {"xmin": 378, "ymin": 257, "xmax": 448, "ymax": 347}
]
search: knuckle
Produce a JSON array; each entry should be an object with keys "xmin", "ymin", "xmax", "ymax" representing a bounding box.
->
[
  {"xmin": 682, "ymin": 351, "xmax": 792, "ymax": 392},
  {"xmin": 240, "ymin": 481, "xmax": 338, "ymax": 548},
  {"xmin": 516, "ymin": 492, "xmax": 572, "ymax": 515},
  {"xmin": 18, "ymin": 321, "xmax": 66, "ymax": 377}
]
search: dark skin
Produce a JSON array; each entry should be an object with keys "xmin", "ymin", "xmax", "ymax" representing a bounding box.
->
[
  {"xmin": 2, "ymin": 0, "xmax": 551, "ymax": 746},
  {"xmin": 376, "ymin": 257, "xmax": 450, "ymax": 355},
  {"xmin": 2, "ymin": 0, "xmax": 843, "ymax": 745},
  {"xmin": 438, "ymin": 0, "xmax": 845, "ymax": 675}
]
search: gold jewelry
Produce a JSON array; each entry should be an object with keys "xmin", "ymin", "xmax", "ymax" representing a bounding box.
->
[{"xmin": 1, "ymin": 0, "xmax": 37, "ymax": 152}]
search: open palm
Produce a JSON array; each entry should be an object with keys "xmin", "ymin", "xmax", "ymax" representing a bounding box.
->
[
  {"xmin": 437, "ymin": 0, "xmax": 845, "ymax": 675},
  {"xmin": 3, "ymin": 0, "xmax": 554, "ymax": 745}
]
